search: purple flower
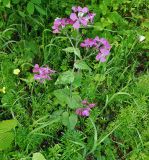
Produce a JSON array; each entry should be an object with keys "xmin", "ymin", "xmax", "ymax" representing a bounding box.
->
[
  {"xmin": 72, "ymin": 6, "xmax": 89, "ymax": 13},
  {"xmin": 33, "ymin": 64, "xmax": 55, "ymax": 83},
  {"xmin": 82, "ymin": 99, "xmax": 88, "ymax": 105},
  {"xmin": 80, "ymin": 36, "xmax": 111, "ymax": 62},
  {"xmin": 76, "ymin": 108, "xmax": 90, "ymax": 117},
  {"xmin": 52, "ymin": 6, "xmax": 96, "ymax": 32},
  {"xmin": 88, "ymin": 103, "xmax": 96, "ymax": 108},
  {"xmin": 70, "ymin": 6, "xmax": 96, "ymax": 29},
  {"xmin": 80, "ymin": 38, "xmax": 96, "ymax": 47},
  {"xmin": 87, "ymin": 13, "xmax": 96, "ymax": 23},
  {"xmin": 52, "ymin": 18, "xmax": 74, "ymax": 33},
  {"xmin": 75, "ymin": 99, "xmax": 96, "ymax": 117},
  {"xmin": 96, "ymin": 53, "xmax": 106, "ymax": 62}
]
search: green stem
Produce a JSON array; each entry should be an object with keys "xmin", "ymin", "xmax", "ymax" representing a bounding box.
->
[{"xmin": 88, "ymin": 117, "xmax": 98, "ymax": 155}]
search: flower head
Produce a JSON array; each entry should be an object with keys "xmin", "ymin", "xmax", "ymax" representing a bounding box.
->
[
  {"xmin": 76, "ymin": 108, "xmax": 90, "ymax": 117},
  {"xmin": 33, "ymin": 64, "xmax": 55, "ymax": 83},
  {"xmin": 70, "ymin": 6, "xmax": 96, "ymax": 29},
  {"xmin": 0, "ymin": 87, "xmax": 6, "ymax": 94},
  {"xmin": 76, "ymin": 99, "xmax": 96, "ymax": 117},
  {"xmin": 81, "ymin": 36, "xmax": 111, "ymax": 62},
  {"xmin": 139, "ymin": 35, "xmax": 145, "ymax": 42},
  {"xmin": 88, "ymin": 103, "xmax": 96, "ymax": 108},
  {"xmin": 80, "ymin": 38, "xmax": 96, "ymax": 48},
  {"xmin": 13, "ymin": 69, "xmax": 20, "ymax": 75},
  {"xmin": 52, "ymin": 18, "xmax": 74, "ymax": 33}
]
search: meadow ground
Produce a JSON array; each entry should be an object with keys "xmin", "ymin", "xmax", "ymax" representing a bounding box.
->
[{"xmin": 0, "ymin": 1, "xmax": 149, "ymax": 160}]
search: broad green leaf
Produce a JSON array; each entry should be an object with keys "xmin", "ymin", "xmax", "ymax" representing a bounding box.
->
[
  {"xmin": 0, "ymin": 119, "xmax": 17, "ymax": 134},
  {"xmin": 27, "ymin": 2, "xmax": 34, "ymax": 15},
  {"xmin": 63, "ymin": 47, "xmax": 81, "ymax": 58},
  {"xmin": 31, "ymin": 0, "xmax": 41, "ymax": 4},
  {"xmin": 73, "ymin": 72, "xmax": 82, "ymax": 88},
  {"xmin": 0, "ymin": 132, "xmax": 14, "ymax": 151},
  {"xmin": 94, "ymin": 22, "xmax": 104, "ymax": 31},
  {"xmin": 141, "ymin": 21, "xmax": 149, "ymax": 29},
  {"xmin": 3, "ymin": 0, "xmax": 10, "ymax": 8},
  {"xmin": 18, "ymin": 11, "xmax": 26, "ymax": 18},
  {"xmin": 74, "ymin": 60, "xmax": 91, "ymax": 71},
  {"xmin": 35, "ymin": 5, "xmax": 46, "ymax": 15},
  {"xmin": 55, "ymin": 70, "xmax": 74, "ymax": 85},
  {"xmin": 32, "ymin": 152, "xmax": 46, "ymax": 160},
  {"xmin": 63, "ymin": 47, "xmax": 74, "ymax": 52},
  {"xmin": 74, "ymin": 48, "xmax": 81, "ymax": 59},
  {"xmin": 69, "ymin": 114, "xmax": 78, "ymax": 130},
  {"xmin": 62, "ymin": 112, "xmax": 69, "ymax": 126},
  {"xmin": 100, "ymin": 4, "xmax": 107, "ymax": 15},
  {"xmin": 53, "ymin": 88, "xmax": 69, "ymax": 105},
  {"xmin": 66, "ymin": 94, "xmax": 82, "ymax": 109}
]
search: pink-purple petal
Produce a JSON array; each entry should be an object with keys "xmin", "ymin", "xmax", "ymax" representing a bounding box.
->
[
  {"xmin": 73, "ymin": 21, "xmax": 80, "ymax": 29},
  {"xmin": 70, "ymin": 13, "xmax": 78, "ymax": 21}
]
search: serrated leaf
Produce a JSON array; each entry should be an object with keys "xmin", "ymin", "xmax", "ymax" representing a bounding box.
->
[
  {"xmin": 32, "ymin": 152, "xmax": 46, "ymax": 160},
  {"xmin": 0, "ymin": 132, "xmax": 14, "ymax": 151},
  {"xmin": 62, "ymin": 112, "xmax": 69, "ymax": 126},
  {"xmin": 27, "ymin": 2, "xmax": 34, "ymax": 15},
  {"xmin": 69, "ymin": 114, "xmax": 78, "ymax": 130},
  {"xmin": 74, "ymin": 60, "xmax": 91, "ymax": 71},
  {"xmin": 35, "ymin": 5, "xmax": 46, "ymax": 15},
  {"xmin": 63, "ymin": 47, "xmax": 81, "ymax": 58},
  {"xmin": 0, "ymin": 119, "xmax": 17, "ymax": 133},
  {"xmin": 55, "ymin": 70, "xmax": 74, "ymax": 85}
]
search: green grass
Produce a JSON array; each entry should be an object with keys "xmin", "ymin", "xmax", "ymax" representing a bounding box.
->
[{"xmin": 0, "ymin": 0, "xmax": 149, "ymax": 160}]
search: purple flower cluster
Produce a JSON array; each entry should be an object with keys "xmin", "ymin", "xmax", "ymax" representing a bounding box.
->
[
  {"xmin": 76, "ymin": 99, "xmax": 96, "ymax": 117},
  {"xmin": 52, "ymin": 18, "xmax": 74, "ymax": 33},
  {"xmin": 70, "ymin": 6, "xmax": 96, "ymax": 29},
  {"xmin": 52, "ymin": 6, "xmax": 95, "ymax": 33},
  {"xmin": 80, "ymin": 36, "xmax": 111, "ymax": 62},
  {"xmin": 33, "ymin": 64, "xmax": 55, "ymax": 83}
]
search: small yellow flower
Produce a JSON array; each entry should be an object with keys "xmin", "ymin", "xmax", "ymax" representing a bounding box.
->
[
  {"xmin": 13, "ymin": 69, "xmax": 20, "ymax": 75},
  {"xmin": 0, "ymin": 87, "xmax": 6, "ymax": 93}
]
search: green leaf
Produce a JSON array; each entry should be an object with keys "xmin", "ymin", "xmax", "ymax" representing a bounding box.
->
[
  {"xmin": 12, "ymin": 0, "xmax": 20, "ymax": 4},
  {"xmin": 55, "ymin": 70, "xmax": 74, "ymax": 85},
  {"xmin": 18, "ymin": 11, "xmax": 26, "ymax": 18},
  {"xmin": 61, "ymin": 112, "xmax": 78, "ymax": 130},
  {"xmin": 3, "ymin": 0, "xmax": 10, "ymax": 8},
  {"xmin": 27, "ymin": 2, "xmax": 34, "ymax": 15},
  {"xmin": 63, "ymin": 47, "xmax": 81, "ymax": 58},
  {"xmin": 100, "ymin": 4, "xmax": 107, "ymax": 15},
  {"xmin": 0, "ymin": 132, "xmax": 14, "ymax": 151},
  {"xmin": 69, "ymin": 114, "xmax": 78, "ymax": 130},
  {"xmin": 74, "ymin": 60, "xmax": 91, "ymax": 71},
  {"xmin": 63, "ymin": 47, "xmax": 74, "ymax": 52},
  {"xmin": 62, "ymin": 112, "xmax": 69, "ymax": 126},
  {"xmin": 54, "ymin": 88, "xmax": 69, "ymax": 105},
  {"xmin": 0, "ymin": 119, "xmax": 17, "ymax": 134},
  {"xmin": 32, "ymin": 152, "xmax": 46, "ymax": 160},
  {"xmin": 31, "ymin": 0, "xmax": 41, "ymax": 4},
  {"xmin": 35, "ymin": 5, "xmax": 46, "ymax": 15},
  {"xmin": 73, "ymin": 72, "xmax": 82, "ymax": 88},
  {"xmin": 67, "ymin": 94, "xmax": 82, "ymax": 109}
]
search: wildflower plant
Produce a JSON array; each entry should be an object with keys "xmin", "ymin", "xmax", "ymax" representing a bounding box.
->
[
  {"xmin": 33, "ymin": 6, "xmax": 111, "ymax": 121},
  {"xmin": 51, "ymin": 6, "xmax": 111, "ymax": 118},
  {"xmin": 1, "ymin": 1, "xmax": 149, "ymax": 160}
]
